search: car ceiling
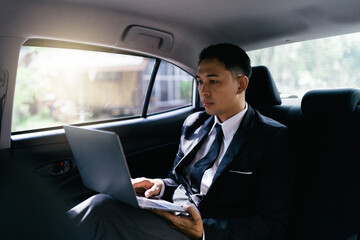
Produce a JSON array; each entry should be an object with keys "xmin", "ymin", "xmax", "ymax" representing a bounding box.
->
[
  {"xmin": 2, "ymin": 0, "xmax": 360, "ymax": 59},
  {"xmin": 60, "ymin": 0, "xmax": 360, "ymax": 48},
  {"xmin": 1, "ymin": 0, "xmax": 360, "ymax": 88},
  {"xmin": 1, "ymin": 0, "xmax": 360, "ymax": 148}
]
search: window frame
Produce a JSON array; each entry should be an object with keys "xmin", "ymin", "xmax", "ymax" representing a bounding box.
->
[{"xmin": 11, "ymin": 39, "xmax": 197, "ymax": 135}]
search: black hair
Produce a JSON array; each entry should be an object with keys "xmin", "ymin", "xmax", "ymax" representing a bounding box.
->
[{"xmin": 198, "ymin": 43, "xmax": 252, "ymax": 78}]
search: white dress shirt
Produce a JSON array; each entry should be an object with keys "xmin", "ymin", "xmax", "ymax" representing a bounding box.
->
[
  {"xmin": 157, "ymin": 104, "xmax": 248, "ymax": 240},
  {"xmin": 158, "ymin": 103, "xmax": 248, "ymax": 199},
  {"xmin": 189, "ymin": 103, "xmax": 248, "ymax": 195}
]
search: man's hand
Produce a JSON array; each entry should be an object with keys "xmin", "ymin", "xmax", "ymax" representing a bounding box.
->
[
  {"xmin": 131, "ymin": 177, "xmax": 163, "ymax": 198},
  {"xmin": 153, "ymin": 205, "xmax": 204, "ymax": 240}
]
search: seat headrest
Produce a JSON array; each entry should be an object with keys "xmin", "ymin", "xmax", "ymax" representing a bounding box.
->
[
  {"xmin": 301, "ymin": 88, "xmax": 360, "ymax": 117},
  {"xmin": 246, "ymin": 65, "xmax": 281, "ymax": 109}
]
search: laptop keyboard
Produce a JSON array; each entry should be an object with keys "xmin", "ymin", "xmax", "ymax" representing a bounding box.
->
[{"xmin": 136, "ymin": 196, "xmax": 184, "ymax": 211}]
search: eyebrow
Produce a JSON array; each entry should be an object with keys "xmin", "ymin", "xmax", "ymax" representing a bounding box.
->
[{"xmin": 195, "ymin": 73, "xmax": 219, "ymax": 79}]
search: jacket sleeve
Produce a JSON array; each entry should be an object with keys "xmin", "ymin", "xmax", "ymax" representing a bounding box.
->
[
  {"xmin": 160, "ymin": 128, "xmax": 185, "ymax": 202},
  {"xmin": 160, "ymin": 113, "xmax": 194, "ymax": 202},
  {"xmin": 161, "ymin": 176, "xmax": 180, "ymax": 202}
]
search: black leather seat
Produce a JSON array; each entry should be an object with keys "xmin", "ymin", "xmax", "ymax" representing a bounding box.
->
[
  {"xmin": 246, "ymin": 65, "xmax": 299, "ymax": 127},
  {"xmin": 246, "ymin": 66, "xmax": 360, "ymax": 239},
  {"xmin": 246, "ymin": 65, "xmax": 282, "ymax": 109},
  {"xmin": 294, "ymin": 89, "xmax": 360, "ymax": 240}
]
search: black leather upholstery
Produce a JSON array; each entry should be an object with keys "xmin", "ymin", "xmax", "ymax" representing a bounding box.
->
[
  {"xmin": 294, "ymin": 88, "xmax": 360, "ymax": 240},
  {"xmin": 245, "ymin": 66, "xmax": 360, "ymax": 239},
  {"xmin": 301, "ymin": 88, "xmax": 360, "ymax": 117},
  {"xmin": 246, "ymin": 65, "xmax": 282, "ymax": 109}
]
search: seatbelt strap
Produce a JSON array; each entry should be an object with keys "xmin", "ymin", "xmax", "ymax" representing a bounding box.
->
[{"xmin": 0, "ymin": 68, "xmax": 9, "ymax": 136}]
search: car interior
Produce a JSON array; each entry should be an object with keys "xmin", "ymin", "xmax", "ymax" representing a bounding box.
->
[{"xmin": 0, "ymin": 0, "xmax": 359, "ymax": 239}]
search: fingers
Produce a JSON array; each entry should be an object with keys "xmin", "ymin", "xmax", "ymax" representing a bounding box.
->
[
  {"xmin": 153, "ymin": 206, "xmax": 198, "ymax": 226},
  {"xmin": 144, "ymin": 179, "xmax": 162, "ymax": 198},
  {"xmin": 131, "ymin": 177, "xmax": 150, "ymax": 188},
  {"xmin": 152, "ymin": 210, "xmax": 182, "ymax": 230},
  {"xmin": 131, "ymin": 178, "xmax": 163, "ymax": 198},
  {"xmin": 132, "ymin": 177, "xmax": 150, "ymax": 196},
  {"xmin": 152, "ymin": 209, "xmax": 176, "ymax": 220},
  {"xmin": 132, "ymin": 177, "xmax": 152, "ymax": 191},
  {"xmin": 144, "ymin": 186, "xmax": 156, "ymax": 198},
  {"xmin": 153, "ymin": 206, "xmax": 204, "ymax": 240},
  {"xmin": 184, "ymin": 205, "xmax": 201, "ymax": 221}
]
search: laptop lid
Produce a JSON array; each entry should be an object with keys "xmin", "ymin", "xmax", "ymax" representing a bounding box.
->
[
  {"xmin": 64, "ymin": 125, "xmax": 185, "ymax": 213},
  {"xmin": 64, "ymin": 125, "xmax": 139, "ymax": 208}
]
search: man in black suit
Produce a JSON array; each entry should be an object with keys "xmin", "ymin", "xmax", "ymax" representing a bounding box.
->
[{"xmin": 69, "ymin": 43, "xmax": 292, "ymax": 240}]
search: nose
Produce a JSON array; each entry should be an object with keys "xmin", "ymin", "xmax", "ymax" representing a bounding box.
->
[{"xmin": 198, "ymin": 82, "xmax": 210, "ymax": 96}]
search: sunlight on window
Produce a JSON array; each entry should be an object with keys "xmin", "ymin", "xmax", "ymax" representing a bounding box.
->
[
  {"xmin": 13, "ymin": 46, "xmax": 194, "ymax": 132},
  {"xmin": 13, "ymin": 47, "xmax": 153, "ymax": 132}
]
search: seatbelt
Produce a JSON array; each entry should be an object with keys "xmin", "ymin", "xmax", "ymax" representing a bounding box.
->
[{"xmin": 0, "ymin": 68, "xmax": 8, "ymax": 136}]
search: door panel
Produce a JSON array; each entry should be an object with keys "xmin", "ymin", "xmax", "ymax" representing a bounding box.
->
[{"xmin": 9, "ymin": 107, "xmax": 194, "ymax": 208}]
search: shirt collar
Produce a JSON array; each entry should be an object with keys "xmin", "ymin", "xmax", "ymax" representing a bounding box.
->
[{"xmin": 213, "ymin": 102, "xmax": 248, "ymax": 140}]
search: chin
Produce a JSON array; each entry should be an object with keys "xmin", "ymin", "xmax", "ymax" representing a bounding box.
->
[{"xmin": 204, "ymin": 108, "xmax": 216, "ymax": 116}]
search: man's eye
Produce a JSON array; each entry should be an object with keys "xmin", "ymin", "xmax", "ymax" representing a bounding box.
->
[
  {"xmin": 197, "ymin": 80, "xmax": 203, "ymax": 85},
  {"xmin": 210, "ymin": 80, "xmax": 217, "ymax": 84}
]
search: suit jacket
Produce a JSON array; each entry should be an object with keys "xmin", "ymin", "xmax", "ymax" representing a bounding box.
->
[{"xmin": 162, "ymin": 105, "xmax": 292, "ymax": 240}]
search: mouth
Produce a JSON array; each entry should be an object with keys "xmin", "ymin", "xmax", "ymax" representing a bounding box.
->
[{"xmin": 202, "ymin": 101, "xmax": 213, "ymax": 108}]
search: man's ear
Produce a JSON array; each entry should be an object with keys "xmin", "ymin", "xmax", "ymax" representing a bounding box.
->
[{"xmin": 237, "ymin": 75, "xmax": 248, "ymax": 93}]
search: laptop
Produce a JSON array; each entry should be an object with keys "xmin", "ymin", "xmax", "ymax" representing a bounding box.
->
[{"xmin": 63, "ymin": 125, "xmax": 186, "ymax": 213}]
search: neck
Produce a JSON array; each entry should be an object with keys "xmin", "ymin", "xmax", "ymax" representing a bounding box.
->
[{"xmin": 217, "ymin": 101, "xmax": 247, "ymax": 123}]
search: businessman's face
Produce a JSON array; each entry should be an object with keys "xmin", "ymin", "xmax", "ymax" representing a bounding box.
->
[{"xmin": 196, "ymin": 58, "xmax": 247, "ymax": 122}]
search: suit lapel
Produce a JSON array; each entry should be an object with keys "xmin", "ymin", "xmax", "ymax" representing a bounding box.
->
[
  {"xmin": 174, "ymin": 115, "xmax": 214, "ymax": 170},
  {"xmin": 210, "ymin": 106, "xmax": 255, "ymax": 186},
  {"xmin": 173, "ymin": 115, "xmax": 214, "ymax": 190}
]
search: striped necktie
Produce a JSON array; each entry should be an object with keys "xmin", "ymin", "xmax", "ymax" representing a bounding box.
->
[{"xmin": 190, "ymin": 123, "xmax": 223, "ymax": 193}]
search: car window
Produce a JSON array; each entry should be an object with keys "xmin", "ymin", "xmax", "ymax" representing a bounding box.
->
[
  {"xmin": 248, "ymin": 32, "xmax": 360, "ymax": 102},
  {"xmin": 12, "ymin": 45, "xmax": 193, "ymax": 132},
  {"xmin": 148, "ymin": 61, "xmax": 193, "ymax": 114}
]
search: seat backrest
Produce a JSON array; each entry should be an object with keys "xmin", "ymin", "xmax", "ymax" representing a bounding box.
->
[
  {"xmin": 246, "ymin": 65, "xmax": 282, "ymax": 109},
  {"xmin": 292, "ymin": 88, "xmax": 360, "ymax": 240},
  {"xmin": 246, "ymin": 65, "xmax": 359, "ymax": 239},
  {"xmin": 301, "ymin": 88, "xmax": 360, "ymax": 118},
  {"xmin": 246, "ymin": 65, "xmax": 295, "ymax": 126}
]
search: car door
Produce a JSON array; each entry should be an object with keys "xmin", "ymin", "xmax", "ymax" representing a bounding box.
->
[{"xmin": 3, "ymin": 40, "xmax": 198, "ymax": 210}]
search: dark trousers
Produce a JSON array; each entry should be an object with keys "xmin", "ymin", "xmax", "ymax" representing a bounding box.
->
[{"xmin": 68, "ymin": 194, "xmax": 191, "ymax": 240}]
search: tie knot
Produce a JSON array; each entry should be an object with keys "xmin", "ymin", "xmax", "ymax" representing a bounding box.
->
[{"xmin": 215, "ymin": 124, "xmax": 223, "ymax": 139}]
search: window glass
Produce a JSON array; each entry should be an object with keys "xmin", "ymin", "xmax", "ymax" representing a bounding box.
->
[
  {"xmin": 13, "ymin": 46, "xmax": 155, "ymax": 132},
  {"xmin": 148, "ymin": 61, "xmax": 193, "ymax": 114},
  {"xmin": 248, "ymin": 32, "xmax": 360, "ymax": 100}
]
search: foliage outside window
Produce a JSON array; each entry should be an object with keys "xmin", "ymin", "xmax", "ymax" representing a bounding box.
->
[
  {"xmin": 13, "ymin": 46, "xmax": 193, "ymax": 132},
  {"xmin": 248, "ymin": 32, "xmax": 360, "ymax": 100},
  {"xmin": 148, "ymin": 61, "xmax": 193, "ymax": 114}
]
